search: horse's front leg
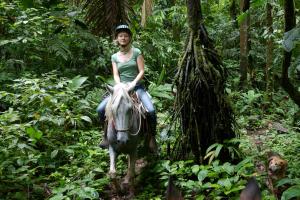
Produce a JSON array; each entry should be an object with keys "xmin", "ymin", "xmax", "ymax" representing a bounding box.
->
[
  {"xmin": 124, "ymin": 152, "xmax": 136, "ymax": 184},
  {"xmin": 108, "ymin": 146, "xmax": 117, "ymax": 178},
  {"xmin": 107, "ymin": 119, "xmax": 117, "ymax": 178}
]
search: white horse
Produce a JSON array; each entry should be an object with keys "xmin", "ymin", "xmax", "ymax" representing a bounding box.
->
[{"xmin": 105, "ymin": 83, "xmax": 147, "ymax": 188}]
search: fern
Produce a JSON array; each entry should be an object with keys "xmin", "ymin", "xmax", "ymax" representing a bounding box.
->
[{"xmin": 48, "ymin": 39, "xmax": 72, "ymax": 61}]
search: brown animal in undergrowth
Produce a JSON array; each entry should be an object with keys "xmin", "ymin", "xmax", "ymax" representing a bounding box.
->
[
  {"xmin": 166, "ymin": 176, "xmax": 184, "ymax": 200},
  {"xmin": 267, "ymin": 152, "xmax": 288, "ymax": 199},
  {"xmin": 240, "ymin": 177, "xmax": 261, "ymax": 200}
]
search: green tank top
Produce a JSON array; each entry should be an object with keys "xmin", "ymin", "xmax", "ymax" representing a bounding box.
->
[{"xmin": 111, "ymin": 47, "xmax": 142, "ymax": 83}]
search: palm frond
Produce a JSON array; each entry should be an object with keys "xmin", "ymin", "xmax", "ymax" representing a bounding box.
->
[{"xmin": 82, "ymin": 0, "xmax": 135, "ymax": 36}]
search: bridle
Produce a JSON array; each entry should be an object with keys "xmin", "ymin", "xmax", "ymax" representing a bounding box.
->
[{"xmin": 110, "ymin": 90, "xmax": 143, "ymax": 136}]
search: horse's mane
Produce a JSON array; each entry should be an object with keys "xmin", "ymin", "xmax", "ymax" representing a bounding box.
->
[{"xmin": 105, "ymin": 83, "xmax": 132, "ymax": 120}]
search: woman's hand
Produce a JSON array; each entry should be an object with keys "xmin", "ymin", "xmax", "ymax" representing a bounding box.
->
[{"xmin": 127, "ymin": 81, "xmax": 136, "ymax": 91}]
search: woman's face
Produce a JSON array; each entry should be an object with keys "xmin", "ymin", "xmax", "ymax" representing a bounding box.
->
[{"xmin": 116, "ymin": 31, "xmax": 131, "ymax": 46}]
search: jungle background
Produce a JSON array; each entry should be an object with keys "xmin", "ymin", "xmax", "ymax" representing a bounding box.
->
[{"xmin": 0, "ymin": 0, "xmax": 299, "ymax": 199}]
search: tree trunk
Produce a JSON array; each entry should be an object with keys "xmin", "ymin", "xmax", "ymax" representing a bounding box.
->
[
  {"xmin": 281, "ymin": 0, "xmax": 300, "ymax": 106},
  {"xmin": 174, "ymin": 0, "xmax": 235, "ymax": 163},
  {"xmin": 265, "ymin": 2, "xmax": 273, "ymax": 91},
  {"xmin": 239, "ymin": 0, "xmax": 250, "ymax": 87},
  {"xmin": 141, "ymin": 0, "xmax": 153, "ymax": 27}
]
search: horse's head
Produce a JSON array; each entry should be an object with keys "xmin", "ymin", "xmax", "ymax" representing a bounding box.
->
[{"xmin": 106, "ymin": 83, "xmax": 134, "ymax": 145}]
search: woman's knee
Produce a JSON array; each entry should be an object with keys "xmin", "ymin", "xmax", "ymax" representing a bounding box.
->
[
  {"xmin": 96, "ymin": 107, "xmax": 105, "ymax": 121},
  {"xmin": 138, "ymin": 91, "xmax": 155, "ymax": 111},
  {"xmin": 96, "ymin": 105, "xmax": 102, "ymax": 115},
  {"xmin": 96, "ymin": 97, "xmax": 109, "ymax": 121},
  {"xmin": 147, "ymin": 106, "xmax": 156, "ymax": 115}
]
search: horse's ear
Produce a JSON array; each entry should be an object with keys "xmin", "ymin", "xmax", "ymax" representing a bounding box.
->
[{"xmin": 106, "ymin": 84, "xmax": 114, "ymax": 93}]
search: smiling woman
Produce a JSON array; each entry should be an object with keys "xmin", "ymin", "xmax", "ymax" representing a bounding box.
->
[{"xmin": 96, "ymin": 24, "xmax": 157, "ymax": 152}]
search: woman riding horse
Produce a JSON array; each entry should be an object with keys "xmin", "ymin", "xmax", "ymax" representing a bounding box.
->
[{"xmin": 96, "ymin": 24, "xmax": 157, "ymax": 151}]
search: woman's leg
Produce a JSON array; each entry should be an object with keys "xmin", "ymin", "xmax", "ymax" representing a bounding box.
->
[
  {"xmin": 135, "ymin": 86, "xmax": 158, "ymax": 153},
  {"xmin": 96, "ymin": 96, "xmax": 110, "ymax": 148},
  {"xmin": 135, "ymin": 86, "xmax": 156, "ymax": 124},
  {"xmin": 96, "ymin": 96, "xmax": 110, "ymax": 122}
]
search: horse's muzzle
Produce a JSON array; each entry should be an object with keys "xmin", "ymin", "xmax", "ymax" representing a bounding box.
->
[{"xmin": 117, "ymin": 131, "xmax": 129, "ymax": 144}]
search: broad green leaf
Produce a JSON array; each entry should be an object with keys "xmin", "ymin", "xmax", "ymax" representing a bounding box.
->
[
  {"xmin": 235, "ymin": 157, "xmax": 253, "ymax": 172},
  {"xmin": 224, "ymin": 185, "xmax": 245, "ymax": 195},
  {"xmin": 198, "ymin": 169, "xmax": 208, "ymax": 182},
  {"xmin": 51, "ymin": 150, "xmax": 58, "ymax": 159},
  {"xmin": 0, "ymin": 40, "xmax": 11, "ymax": 46},
  {"xmin": 82, "ymin": 187, "xmax": 99, "ymax": 198},
  {"xmin": 196, "ymin": 195, "xmax": 205, "ymax": 200},
  {"xmin": 17, "ymin": 158, "xmax": 23, "ymax": 166},
  {"xmin": 0, "ymin": 38, "xmax": 22, "ymax": 46},
  {"xmin": 49, "ymin": 193, "xmax": 64, "ymax": 200},
  {"xmin": 93, "ymin": 168, "xmax": 104, "ymax": 173},
  {"xmin": 64, "ymin": 148, "xmax": 74, "ymax": 154},
  {"xmin": 214, "ymin": 144, "xmax": 223, "ymax": 157},
  {"xmin": 26, "ymin": 126, "xmax": 43, "ymax": 140},
  {"xmin": 206, "ymin": 143, "xmax": 219, "ymax": 154},
  {"xmin": 281, "ymin": 185, "xmax": 300, "ymax": 200},
  {"xmin": 80, "ymin": 116, "xmax": 92, "ymax": 123},
  {"xmin": 217, "ymin": 178, "xmax": 232, "ymax": 190},
  {"xmin": 68, "ymin": 76, "xmax": 88, "ymax": 91},
  {"xmin": 276, "ymin": 178, "xmax": 298, "ymax": 187},
  {"xmin": 222, "ymin": 162, "xmax": 235, "ymax": 175},
  {"xmin": 149, "ymin": 84, "xmax": 172, "ymax": 99},
  {"xmin": 191, "ymin": 165, "xmax": 200, "ymax": 174}
]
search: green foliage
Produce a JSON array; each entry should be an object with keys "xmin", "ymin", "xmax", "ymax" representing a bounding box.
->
[
  {"xmin": 0, "ymin": 1, "xmax": 114, "ymax": 84},
  {"xmin": 0, "ymin": 0, "xmax": 299, "ymax": 199},
  {"xmin": 157, "ymin": 158, "xmax": 256, "ymax": 199},
  {"xmin": 0, "ymin": 73, "xmax": 110, "ymax": 199},
  {"xmin": 133, "ymin": 3, "xmax": 185, "ymax": 84},
  {"xmin": 281, "ymin": 184, "xmax": 300, "ymax": 200},
  {"xmin": 204, "ymin": 139, "xmax": 241, "ymax": 164},
  {"xmin": 148, "ymin": 82, "xmax": 173, "ymax": 112}
]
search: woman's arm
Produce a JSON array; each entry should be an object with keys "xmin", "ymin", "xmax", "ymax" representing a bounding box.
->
[
  {"xmin": 112, "ymin": 61, "xmax": 121, "ymax": 84},
  {"xmin": 132, "ymin": 55, "xmax": 145, "ymax": 85}
]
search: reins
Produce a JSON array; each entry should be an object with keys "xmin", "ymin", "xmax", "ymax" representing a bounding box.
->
[
  {"xmin": 109, "ymin": 88, "xmax": 144, "ymax": 136},
  {"xmin": 128, "ymin": 103, "xmax": 143, "ymax": 136}
]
